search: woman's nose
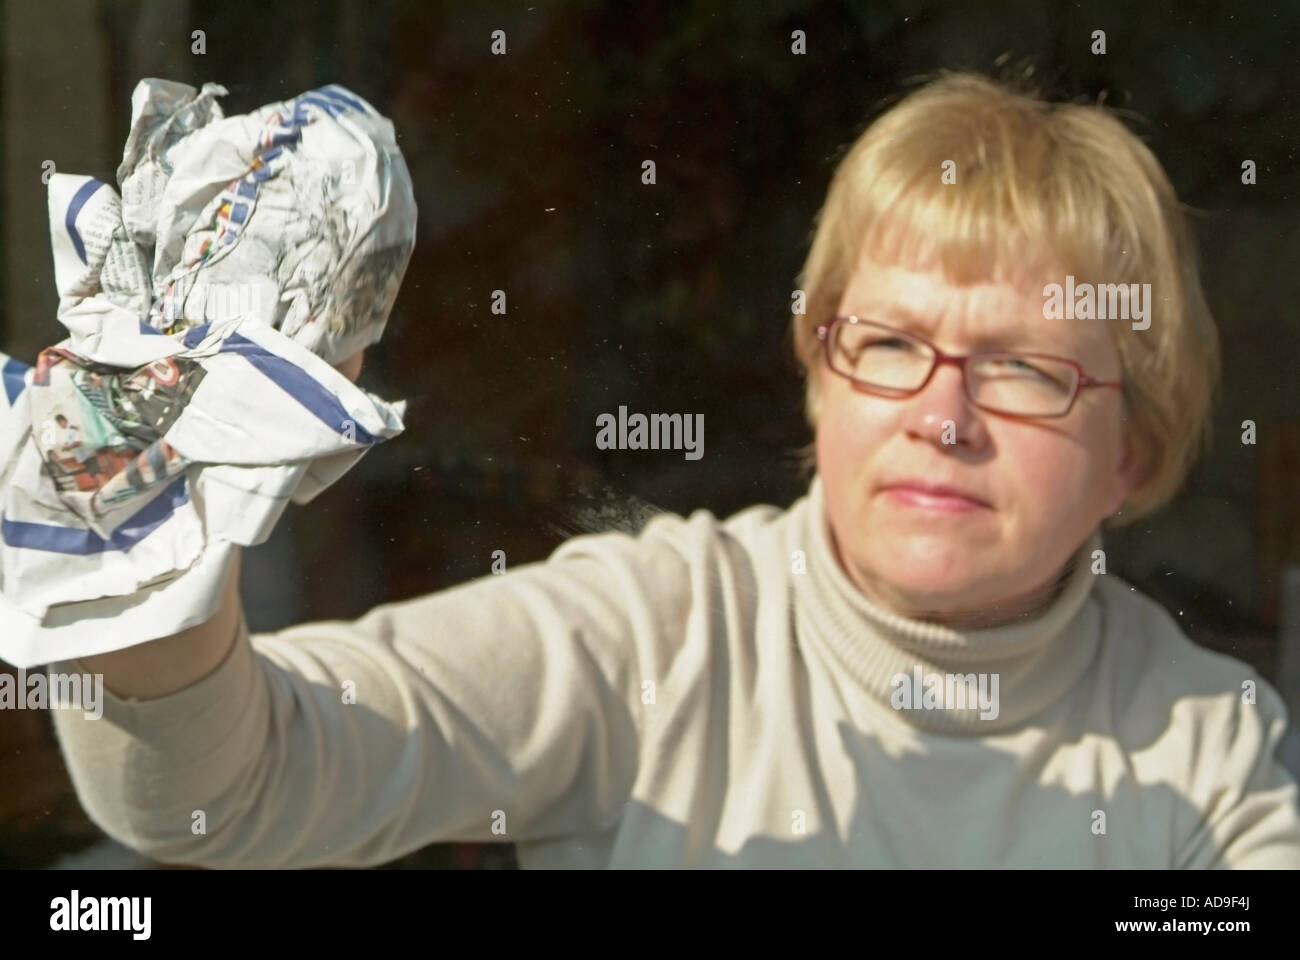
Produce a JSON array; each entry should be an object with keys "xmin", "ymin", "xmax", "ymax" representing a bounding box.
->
[{"xmin": 902, "ymin": 361, "xmax": 986, "ymax": 448}]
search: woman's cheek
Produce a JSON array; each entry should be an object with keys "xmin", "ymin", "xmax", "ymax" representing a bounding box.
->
[
  {"xmin": 817, "ymin": 412, "xmax": 863, "ymax": 494},
  {"xmin": 1008, "ymin": 438, "xmax": 1093, "ymax": 528},
  {"xmin": 819, "ymin": 387, "xmax": 885, "ymax": 470}
]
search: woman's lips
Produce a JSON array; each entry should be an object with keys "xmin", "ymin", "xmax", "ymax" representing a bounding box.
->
[{"xmin": 880, "ymin": 484, "xmax": 990, "ymax": 513}]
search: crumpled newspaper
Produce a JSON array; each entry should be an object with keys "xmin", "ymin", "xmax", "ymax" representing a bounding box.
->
[{"xmin": 0, "ymin": 80, "xmax": 416, "ymax": 668}]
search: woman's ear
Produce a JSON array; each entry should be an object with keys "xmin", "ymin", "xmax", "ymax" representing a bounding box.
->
[{"xmin": 1109, "ymin": 426, "xmax": 1149, "ymax": 516}]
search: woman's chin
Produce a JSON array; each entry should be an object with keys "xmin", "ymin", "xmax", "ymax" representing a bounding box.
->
[
  {"xmin": 852, "ymin": 548, "xmax": 996, "ymax": 614},
  {"xmin": 869, "ymin": 531, "xmax": 989, "ymax": 574}
]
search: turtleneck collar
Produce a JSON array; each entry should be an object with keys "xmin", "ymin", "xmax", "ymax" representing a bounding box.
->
[{"xmin": 791, "ymin": 474, "xmax": 1103, "ymax": 735}]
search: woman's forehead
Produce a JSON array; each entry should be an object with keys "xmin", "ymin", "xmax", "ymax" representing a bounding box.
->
[{"xmin": 838, "ymin": 251, "xmax": 1120, "ymax": 360}]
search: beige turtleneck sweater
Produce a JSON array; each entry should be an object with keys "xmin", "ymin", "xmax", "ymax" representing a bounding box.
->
[{"xmin": 49, "ymin": 476, "xmax": 1300, "ymax": 867}]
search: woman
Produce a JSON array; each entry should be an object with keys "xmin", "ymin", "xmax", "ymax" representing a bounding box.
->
[{"xmin": 53, "ymin": 72, "xmax": 1300, "ymax": 868}]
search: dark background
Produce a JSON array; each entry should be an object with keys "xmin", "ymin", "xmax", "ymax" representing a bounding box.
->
[{"xmin": 2, "ymin": 0, "xmax": 1298, "ymax": 868}]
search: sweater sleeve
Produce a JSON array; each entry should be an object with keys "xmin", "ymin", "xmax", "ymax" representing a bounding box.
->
[
  {"xmin": 48, "ymin": 514, "xmax": 695, "ymax": 868},
  {"xmin": 1175, "ymin": 676, "xmax": 1300, "ymax": 869}
]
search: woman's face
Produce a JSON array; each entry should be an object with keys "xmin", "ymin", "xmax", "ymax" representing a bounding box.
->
[{"xmin": 814, "ymin": 246, "xmax": 1146, "ymax": 627}]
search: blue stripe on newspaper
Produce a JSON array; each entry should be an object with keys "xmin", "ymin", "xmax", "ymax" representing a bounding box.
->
[
  {"xmin": 295, "ymin": 95, "xmax": 348, "ymax": 119},
  {"xmin": 266, "ymin": 129, "xmax": 302, "ymax": 150},
  {"xmin": 179, "ymin": 323, "xmax": 374, "ymax": 442},
  {"xmin": 304, "ymin": 89, "xmax": 356, "ymax": 111},
  {"xmin": 0, "ymin": 475, "xmax": 188, "ymax": 554},
  {"xmin": 64, "ymin": 179, "xmax": 107, "ymax": 265},
  {"xmin": 182, "ymin": 322, "xmax": 211, "ymax": 348},
  {"xmin": 221, "ymin": 333, "xmax": 379, "ymax": 444},
  {"xmin": 317, "ymin": 85, "xmax": 372, "ymax": 115},
  {"xmin": 3, "ymin": 356, "xmax": 30, "ymax": 404}
]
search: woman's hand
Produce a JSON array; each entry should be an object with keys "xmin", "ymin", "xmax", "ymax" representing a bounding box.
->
[{"xmin": 333, "ymin": 350, "xmax": 364, "ymax": 382}]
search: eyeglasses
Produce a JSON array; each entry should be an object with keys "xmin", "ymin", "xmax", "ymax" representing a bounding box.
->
[{"xmin": 814, "ymin": 315, "xmax": 1124, "ymax": 419}]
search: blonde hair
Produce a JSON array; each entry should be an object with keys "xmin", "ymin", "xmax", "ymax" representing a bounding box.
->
[{"xmin": 792, "ymin": 71, "xmax": 1220, "ymax": 527}]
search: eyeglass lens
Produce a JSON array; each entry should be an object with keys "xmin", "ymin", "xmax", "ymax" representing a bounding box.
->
[{"xmin": 831, "ymin": 320, "xmax": 1078, "ymax": 416}]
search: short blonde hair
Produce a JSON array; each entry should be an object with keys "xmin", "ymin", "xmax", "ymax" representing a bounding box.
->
[{"xmin": 792, "ymin": 71, "xmax": 1220, "ymax": 527}]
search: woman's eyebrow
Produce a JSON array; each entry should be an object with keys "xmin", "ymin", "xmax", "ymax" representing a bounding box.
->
[
  {"xmin": 851, "ymin": 303, "xmax": 932, "ymax": 330},
  {"xmin": 852, "ymin": 304, "xmax": 1064, "ymax": 351}
]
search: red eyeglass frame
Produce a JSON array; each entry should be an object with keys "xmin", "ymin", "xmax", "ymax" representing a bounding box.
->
[{"xmin": 814, "ymin": 315, "xmax": 1126, "ymax": 420}]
